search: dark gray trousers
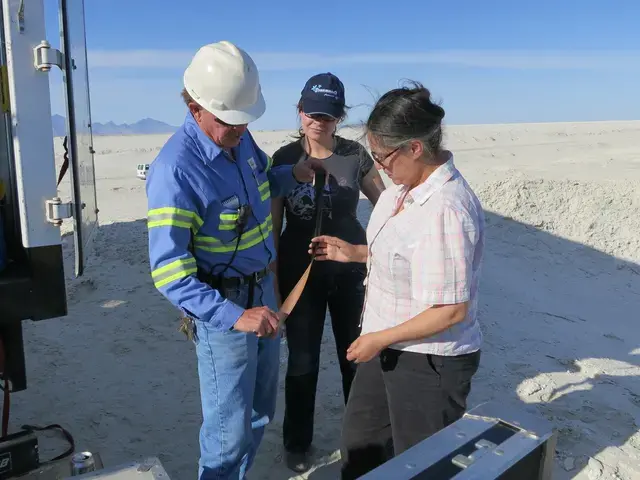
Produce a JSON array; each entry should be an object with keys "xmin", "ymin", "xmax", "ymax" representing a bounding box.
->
[{"xmin": 340, "ymin": 347, "xmax": 481, "ymax": 479}]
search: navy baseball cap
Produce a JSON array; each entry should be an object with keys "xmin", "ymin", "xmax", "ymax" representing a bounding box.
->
[{"xmin": 300, "ymin": 73, "xmax": 345, "ymax": 119}]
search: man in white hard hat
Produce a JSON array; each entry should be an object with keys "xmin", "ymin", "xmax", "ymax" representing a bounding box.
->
[{"xmin": 145, "ymin": 40, "xmax": 322, "ymax": 479}]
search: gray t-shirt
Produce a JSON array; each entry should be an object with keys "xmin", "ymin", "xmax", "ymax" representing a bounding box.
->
[{"xmin": 272, "ymin": 135, "xmax": 374, "ymax": 260}]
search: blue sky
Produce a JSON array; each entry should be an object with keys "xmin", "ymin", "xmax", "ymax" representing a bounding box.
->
[{"xmin": 45, "ymin": 0, "xmax": 640, "ymax": 130}]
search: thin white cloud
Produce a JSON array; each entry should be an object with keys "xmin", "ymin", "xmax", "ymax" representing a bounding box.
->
[
  {"xmin": 87, "ymin": 49, "xmax": 640, "ymax": 71},
  {"xmin": 88, "ymin": 50, "xmax": 193, "ymax": 68}
]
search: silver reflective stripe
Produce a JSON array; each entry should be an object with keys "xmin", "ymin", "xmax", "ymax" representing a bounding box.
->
[
  {"xmin": 152, "ymin": 257, "xmax": 198, "ymax": 288},
  {"xmin": 195, "ymin": 215, "xmax": 273, "ymax": 253}
]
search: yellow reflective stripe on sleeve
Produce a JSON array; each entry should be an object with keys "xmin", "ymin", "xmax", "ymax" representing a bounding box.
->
[
  {"xmin": 148, "ymin": 207, "xmax": 204, "ymax": 232},
  {"xmin": 258, "ymin": 180, "xmax": 270, "ymax": 202},
  {"xmin": 266, "ymin": 155, "xmax": 273, "ymax": 171},
  {"xmin": 195, "ymin": 215, "xmax": 273, "ymax": 253},
  {"xmin": 219, "ymin": 212, "xmax": 239, "ymax": 231},
  {"xmin": 151, "ymin": 257, "xmax": 197, "ymax": 288}
]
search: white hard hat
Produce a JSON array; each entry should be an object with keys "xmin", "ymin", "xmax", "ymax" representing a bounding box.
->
[{"xmin": 183, "ymin": 41, "xmax": 266, "ymax": 125}]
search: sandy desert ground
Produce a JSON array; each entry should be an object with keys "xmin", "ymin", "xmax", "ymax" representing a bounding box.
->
[{"xmin": 9, "ymin": 120, "xmax": 640, "ymax": 479}]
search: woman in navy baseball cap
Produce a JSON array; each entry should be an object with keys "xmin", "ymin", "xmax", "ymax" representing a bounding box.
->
[{"xmin": 271, "ymin": 72, "xmax": 386, "ymax": 472}]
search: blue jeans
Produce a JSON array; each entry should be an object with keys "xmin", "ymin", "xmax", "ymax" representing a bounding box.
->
[{"xmin": 193, "ymin": 272, "xmax": 280, "ymax": 480}]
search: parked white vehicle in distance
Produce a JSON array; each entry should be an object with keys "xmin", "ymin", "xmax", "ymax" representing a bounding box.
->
[{"xmin": 136, "ymin": 163, "xmax": 150, "ymax": 180}]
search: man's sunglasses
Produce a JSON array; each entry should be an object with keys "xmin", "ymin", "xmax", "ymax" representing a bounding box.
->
[{"xmin": 214, "ymin": 117, "xmax": 247, "ymax": 128}]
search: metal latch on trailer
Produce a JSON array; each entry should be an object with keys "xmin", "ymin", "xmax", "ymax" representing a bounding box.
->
[
  {"xmin": 46, "ymin": 197, "xmax": 75, "ymax": 226},
  {"xmin": 452, "ymin": 439, "xmax": 501, "ymax": 469},
  {"xmin": 33, "ymin": 40, "xmax": 66, "ymax": 72}
]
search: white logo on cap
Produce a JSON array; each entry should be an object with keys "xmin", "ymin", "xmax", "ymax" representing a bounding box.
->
[{"xmin": 311, "ymin": 85, "xmax": 338, "ymax": 97}]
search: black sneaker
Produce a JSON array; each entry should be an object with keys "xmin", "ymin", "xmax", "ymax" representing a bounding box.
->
[{"xmin": 285, "ymin": 450, "xmax": 312, "ymax": 473}]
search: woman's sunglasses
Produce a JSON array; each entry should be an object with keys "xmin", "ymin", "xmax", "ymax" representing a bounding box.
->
[{"xmin": 305, "ymin": 113, "xmax": 337, "ymax": 122}]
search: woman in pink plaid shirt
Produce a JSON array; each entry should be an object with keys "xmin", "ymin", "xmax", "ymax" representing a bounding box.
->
[{"xmin": 311, "ymin": 81, "xmax": 485, "ymax": 479}]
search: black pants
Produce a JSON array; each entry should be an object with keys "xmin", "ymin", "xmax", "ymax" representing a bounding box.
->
[
  {"xmin": 340, "ymin": 347, "xmax": 481, "ymax": 479},
  {"xmin": 279, "ymin": 261, "xmax": 366, "ymax": 453}
]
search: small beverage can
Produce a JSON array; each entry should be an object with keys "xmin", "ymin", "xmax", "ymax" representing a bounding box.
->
[{"xmin": 70, "ymin": 451, "xmax": 96, "ymax": 476}]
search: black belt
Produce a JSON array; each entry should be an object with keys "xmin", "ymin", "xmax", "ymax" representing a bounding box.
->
[
  {"xmin": 197, "ymin": 266, "xmax": 269, "ymax": 308},
  {"xmin": 197, "ymin": 266, "xmax": 269, "ymax": 290}
]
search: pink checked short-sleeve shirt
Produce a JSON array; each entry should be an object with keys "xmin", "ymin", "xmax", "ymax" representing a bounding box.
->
[{"xmin": 360, "ymin": 154, "xmax": 485, "ymax": 356}]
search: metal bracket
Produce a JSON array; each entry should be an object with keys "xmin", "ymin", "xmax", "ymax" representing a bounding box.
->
[
  {"xmin": 46, "ymin": 197, "xmax": 73, "ymax": 226},
  {"xmin": 452, "ymin": 439, "xmax": 500, "ymax": 469},
  {"xmin": 17, "ymin": 0, "xmax": 25, "ymax": 33},
  {"xmin": 34, "ymin": 41, "xmax": 65, "ymax": 72}
]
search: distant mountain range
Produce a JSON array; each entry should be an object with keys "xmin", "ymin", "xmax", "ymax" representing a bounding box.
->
[{"xmin": 52, "ymin": 114, "xmax": 179, "ymax": 137}]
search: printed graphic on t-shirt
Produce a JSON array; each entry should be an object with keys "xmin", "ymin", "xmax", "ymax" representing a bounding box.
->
[
  {"xmin": 286, "ymin": 182, "xmax": 315, "ymax": 221},
  {"xmin": 286, "ymin": 175, "xmax": 336, "ymax": 221}
]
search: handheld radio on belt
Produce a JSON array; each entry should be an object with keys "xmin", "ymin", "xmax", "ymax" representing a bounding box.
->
[{"xmin": 277, "ymin": 169, "xmax": 326, "ymax": 325}]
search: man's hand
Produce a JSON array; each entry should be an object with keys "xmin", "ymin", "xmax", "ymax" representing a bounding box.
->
[
  {"xmin": 309, "ymin": 235, "xmax": 366, "ymax": 263},
  {"xmin": 292, "ymin": 157, "xmax": 325, "ymax": 183},
  {"xmin": 346, "ymin": 332, "xmax": 388, "ymax": 363},
  {"xmin": 233, "ymin": 306, "xmax": 280, "ymax": 337}
]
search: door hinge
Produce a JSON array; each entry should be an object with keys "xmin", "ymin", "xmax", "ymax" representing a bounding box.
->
[
  {"xmin": 46, "ymin": 197, "xmax": 73, "ymax": 226},
  {"xmin": 34, "ymin": 40, "xmax": 65, "ymax": 72}
]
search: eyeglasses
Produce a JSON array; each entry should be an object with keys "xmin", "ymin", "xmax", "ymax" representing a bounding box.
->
[
  {"xmin": 305, "ymin": 113, "xmax": 336, "ymax": 123},
  {"xmin": 371, "ymin": 146, "xmax": 401, "ymax": 168}
]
